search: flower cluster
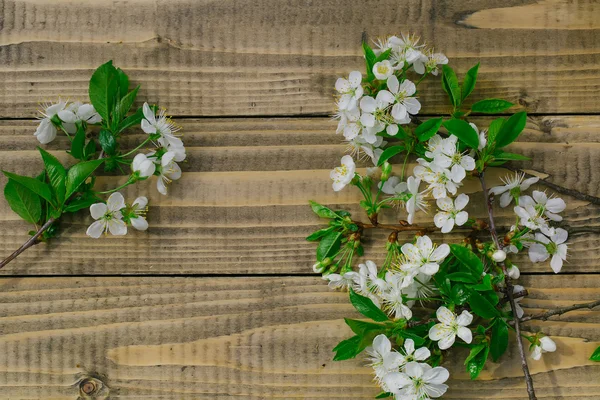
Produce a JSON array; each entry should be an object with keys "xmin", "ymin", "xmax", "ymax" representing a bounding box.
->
[
  {"xmin": 1, "ymin": 61, "xmax": 187, "ymax": 259},
  {"xmin": 307, "ymin": 34, "xmax": 576, "ymax": 399}
]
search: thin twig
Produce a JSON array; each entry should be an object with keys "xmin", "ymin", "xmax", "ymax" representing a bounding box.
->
[
  {"xmin": 479, "ymin": 172, "xmax": 537, "ymax": 400},
  {"xmin": 354, "ymin": 220, "xmax": 434, "ymax": 232},
  {"xmin": 518, "ymin": 299, "xmax": 600, "ymax": 323},
  {"xmin": 0, "ymin": 218, "xmax": 56, "ymax": 270}
]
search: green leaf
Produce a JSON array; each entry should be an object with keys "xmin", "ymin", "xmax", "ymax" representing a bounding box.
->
[
  {"xmin": 316, "ymin": 231, "xmax": 342, "ymax": 261},
  {"xmin": 116, "ymin": 67, "xmax": 130, "ymax": 99},
  {"xmin": 486, "ymin": 118, "xmax": 505, "ymax": 144},
  {"xmin": 415, "ymin": 118, "xmax": 443, "ymax": 142},
  {"xmin": 99, "ymin": 129, "xmax": 117, "ymax": 156},
  {"xmin": 450, "ymin": 244, "xmax": 484, "ymax": 276},
  {"xmin": 306, "ymin": 227, "xmax": 335, "ymax": 241},
  {"xmin": 441, "ymin": 65, "xmax": 461, "ymax": 108},
  {"xmin": 495, "ymin": 111, "xmax": 528, "ymax": 148},
  {"xmin": 468, "ymin": 290, "xmax": 501, "ymax": 318},
  {"xmin": 464, "ymin": 344, "xmax": 486, "ymax": 365},
  {"xmin": 38, "ymin": 147, "xmax": 66, "ymax": 206},
  {"xmin": 344, "ymin": 318, "xmax": 385, "ymax": 336},
  {"xmin": 375, "ymin": 392, "xmax": 393, "ymax": 399},
  {"xmin": 461, "ymin": 63, "xmax": 479, "ymax": 102},
  {"xmin": 467, "ymin": 344, "xmax": 489, "ymax": 380},
  {"xmin": 65, "ymin": 160, "xmax": 104, "ymax": 200},
  {"xmin": 375, "ymin": 48, "xmax": 392, "ymax": 62},
  {"xmin": 471, "ymin": 274, "xmax": 493, "ymax": 291},
  {"xmin": 333, "ymin": 335, "xmax": 366, "ymax": 361},
  {"xmin": 590, "ymin": 345, "xmax": 600, "ymax": 361},
  {"xmin": 443, "ymin": 119, "xmax": 479, "ymax": 149},
  {"xmin": 451, "ymin": 284, "xmax": 470, "ymax": 306},
  {"xmin": 492, "ymin": 151, "xmax": 531, "ymax": 161},
  {"xmin": 397, "ymin": 330, "xmax": 426, "ymax": 346},
  {"xmin": 377, "ymin": 145, "xmax": 405, "ymax": 166},
  {"xmin": 309, "ymin": 201, "xmax": 340, "ymax": 219},
  {"xmin": 471, "ymin": 99, "xmax": 514, "ymax": 114},
  {"xmin": 84, "ymin": 139, "xmax": 97, "ymax": 160},
  {"xmin": 63, "ymin": 193, "xmax": 102, "ymax": 213},
  {"xmin": 363, "ymin": 41, "xmax": 377, "ymax": 81},
  {"xmin": 490, "ymin": 320, "xmax": 509, "ymax": 362},
  {"xmin": 89, "ymin": 60, "xmax": 119, "ymax": 122},
  {"xmin": 2, "ymin": 171, "xmax": 54, "ymax": 205},
  {"xmin": 115, "ymin": 85, "xmax": 139, "ymax": 122},
  {"xmin": 349, "ymin": 288, "xmax": 389, "ymax": 322},
  {"xmin": 446, "ymin": 272, "xmax": 478, "ymax": 284},
  {"xmin": 4, "ymin": 180, "xmax": 42, "ymax": 224},
  {"xmin": 118, "ymin": 106, "xmax": 145, "ymax": 133},
  {"xmin": 70, "ymin": 124, "xmax": 86, "ymax": 160}
]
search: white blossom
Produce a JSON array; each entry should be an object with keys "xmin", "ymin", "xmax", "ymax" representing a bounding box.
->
[
  {"xmin": 86, "ymin": 192, "xmax": 127, "ymax": 238},
  {"xmin": 58, "ymin": 102, "xmax": 101, "ymax": 127},
  {"xmin": 470, "ymin": 123, "xmax": 487, "ymax": 151},
  {"xmin": 521, "ymin": 191, "xmax": 566, "ymax": 222},
  {"xmin": 323, "ymin": 271, "xmax": 359, "ymax": 290},
  {"xmin": 514, "ymin": 203, "xmax": 554, "ymax": 236},
  {"xmin": 380, "ymin": 176, "xmax": 408, "ymax": 196},
  {"xmin": 34, "ymin": 100, "xmax": 66, "ymax": 144},
  {"xmin": 330, "ymin": 155, "xmax": 356, "ymax": 192},
  {"xmin": 414, "ymin": 160, "xmax": 464, "ymax": 199},
  {"xmin": 401, "ymin": 236, "xmax": 450, "ymax": 276},
  {"xmin": 132, "ymin": 153, "xmax": 156, "ymax": 178},
  {"xmin": 528, "ymin": 228, "xmax": 568, "ymax": 273},
  {"xmin": 335, "ymin": 71, "xmax": 364, "ymax": 111},
  {"xmin": 507, "ymin": 264, "xmax": 521, "ymax": 279},
  {"xmin": 398, "ymin": 339, "xmax": 431, "ymax": 366},
  {"xmin": 492, "ymin": 249, "xmax": 507, "ymax": 263},
  {"xmin": 366, "ymin": 334, "xmax": 403, "ymax": 381},
  {"xmin": 385, "ymin": 76, "xmax": 421, "ymax": 123},
  {"xmin": 129, "ymin": 196, "xmax": 149, "ymax": 231},
  {"xmin": 531, "ymin": 336, "xmax": 557, "ymax": 361},
  {"xmin": 141, "ymin": 102, "xmax": 182, "ymax": 149},
  {"xmin": 356, "ymin": 260, "xmax": 388, "ymax": 295},
  {"xmin": 405, "ymin": 176, "xmax": 428, "ymax": 224},
  {"xmin": 383, "ymin": 361, "xmax": 449, "ymax": 399},
  {"xmin": 373, "ymin": 60, "xmax": 394, "ymax": 80},
  {"xmin": 429, "ymin": 306, "xmax": 473, "ymax": 349},
  {"xmin": 429, "ymin": 135, "xmax": 476, "ymax": 177},
  {"xmin": 150, "ymin": 151, "xmax": 182, "ymax": 195},
  {"xmin": 489, "ymin": 173, "xmax": 539, "ymax": 208},
  {"xmin": 434, "ymin": 193, "xmax": 469, "ymax": 233},
  {"xmin": 380, "ymin": 284, "xmax": 413, "ymax": 320}
]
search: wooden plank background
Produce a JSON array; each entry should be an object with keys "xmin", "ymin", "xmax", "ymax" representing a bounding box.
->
[{"xmin": 0, "ymin": 0, "xmax": 599, "ymax": 398}]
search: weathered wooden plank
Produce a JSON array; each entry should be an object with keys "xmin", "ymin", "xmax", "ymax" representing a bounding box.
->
[
  {"xmin": 0, "ymin": 116, "xmax": 599, "ymax": 274},
  {"xmin": 0, "ymin": 275, "xmax": 598, "ymax": 399},
  {"xmin": 0, "ymin": 0, "xmax": 599, "ymax": 117}
]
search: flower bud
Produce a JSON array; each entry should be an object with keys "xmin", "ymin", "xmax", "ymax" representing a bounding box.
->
[
  {"xmin": 381, "ymin": 162, "xmax": 392, "ymax": 182},
  {"xmin": 312, "ymin": 262, "xmax": 325, "ymax": 273},
  {"xmin": 492, "ymin": 250, "xmax": 507, "ymax": 263},
  {"xmin": 321, "ymin": 257, "xmax": 332, "ymax": 267},
  {"xmin": 507, "ymin": 264, "xmax": 520, "ymax": 279}
]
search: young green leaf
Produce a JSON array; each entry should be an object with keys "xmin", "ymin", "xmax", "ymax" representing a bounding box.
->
[
  {"xmin": 316, "ymin": 231, "xmax": 342, "ymax": 261},
  {"xmin": 441, "ymin": 65, "xmax": 461, "ymax": 108},
  {"xmin": 446, "ymin": 272, "xmax": 478, "ymax": 284},
  {"xmin": 349, "ymin": 288, "xmax": 389, "ymax": 322},
  {"xmin": 377, "ymin": 145, "xmax": 405, "ymax": 166},
  {"xmin": 464, "ymin": 344, "xmax": 486, "ymax": 365},
  {"xmin": 115, "ymin": 85, "xmax": 140, "ymax": 121},
  {"xmin": 70, "ymin": 124, "xmax": 87, "ymax": 160},
  {"xmin": 415, "ymin": 118, "xmax": 443, "ymax": 142},
  {"xmin": 449, "ymin": 244, "xmax": 484, "ymax": 276},
  {"xmin": 443, "ymin": 119, "xmax": 479, "ymax": 149},
  {"xmin": 118, "ymin": 106, "xmax": 145, "ymax": 134},
  {"xmin": 63, "ymin": 192, "xmax": 102, "ymax": 213},
  {"xmin": 38, "ymin": 147, "xmax": 66, "ymax": 206},
  {"xmin": 471, "ymin": 99, "xmax": 514, "ymax": 114},
  {"xmin": 466, "ymin": 344, "xmax": 489, "ymax": 380},
  {"xmin": 4, "ymin": 180, "xmax": 42, "ymax": 224},
  {"xmin": 84, "ymin": 139, "xmax": 97, "ymax": 160},
  {"xmin": 99, "ymin": 129, "xmax": 117, "ymax": 156},
  {"xmin": 396, "ymin": 330, "xmax": 426, "ymax": 346},
  {"xmin": 490, "ymin": 320, "xmax": 509, "ymax": 362},
  {"xmin": 461, "ymin": 63, "xmax": 479, "ymax": 102},
  {"xmin": 309, "ymin": 201, "xmax": 340, "ymax": 219},
  {"xmin": 344, "ymin": 318, "xmax": 386, "ymax": 336},
  {"xmin": 89, "ymin": 60, "xmax": 119, "ymax": 122},
  {"xmin": 590, "ymin": 345, "xmax": 600, "ymax": 361},
  {"xmin": 306, "ymin": 226, "xmax": 335, "ymax": 241},
  {"xmin": 65, "ymin": 159, "xmax": 104, "ymax": 200},
  {"xmin": 116, "ymin": 67, "xmax": 130, "ymax": 99},
  {"xmin": 2, "ymin": 171, "xmax": 54, "ymax": 205},
  {"xmin": 471, "ymin": 274, "xmax": 493, "ymax": 292},
  {"xmin": 495, "ymin": 111, "xmax": 527, "ymax": 148},
  {"xmin": 363, "ymin": 41, "xmax": 377, "ymax": 81},
  {"xmin": 486, "ymin": 118, "xmax": 506, "ymax": 144},
  {"xmin": 333, "ymin": 335, "xmax": 366, "ymax": 361},
  {"xmin": 375, "ymin": 392, "xmax": 393, "ymax": 399},
  {"xmin": 492, "ymin": 151, "xmax": 531, "ymax": 161},
  {"xmin": 468, "ymin": 290, "xmax": 501, "ymax": 318}
]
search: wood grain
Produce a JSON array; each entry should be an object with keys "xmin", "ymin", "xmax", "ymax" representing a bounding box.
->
[
  {"xmin": 1, "ymin": 116, "xmax": 599, "ymax": 275},
  {"xmin": 0, "ymin": 0, "xmax": 599, "ymax": 117},
  {"xmin": 0, "ymin": 275, "xmax": 597, "ymax": 399}
]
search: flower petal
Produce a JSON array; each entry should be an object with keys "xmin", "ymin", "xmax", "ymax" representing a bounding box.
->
[
  {"xmin": 456, "ymin": 310, "xmax": 473, "ymax": 326},
  {"xmin": 372, "ymin": 334, "xmax": 391, "ymax": 356},
  {"xmin": 436, "ymin": 306, "xmax": 455, "ymax": 325},
  {"xmin": 107, "ymin": 218, "xmax": 127, "ymax": 236},
  {"xmin": 89, "ymin": 203, "xmax": 107, "ymax": 220},
  {"xmin": 130, "ymin": 216, "xmax": 149, "ymax": 231},
  {"xmin": 86, "ymin": 220, "xmax": 106, "ymax": 238},
  {"xmin": 107, "ymin": 192, "xmax": 126, "ymax": 212},
  {"xmin": 438, "ymin": 332, "xmax": 456, "ymax": 350},
  {"xmin": 423, "ymin": 366, "xmax": 450, "ymax": 385},
  {"xmin": 414, "ymin": 347, "xmax": 431, "ymax": 361},
  {"xmin": 457, "ymin": 326, "xmax": 473, "ymax": 344}
]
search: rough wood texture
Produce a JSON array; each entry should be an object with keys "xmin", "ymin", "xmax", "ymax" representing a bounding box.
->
[
  {"xmin": 0, "ymin": 275, "xmax": 598, "ymax": 399},
  {"xmin": 0, "ymin": 0, "xmax": 599, "ymax": 117},
  {"xmin": 0, "ymin": 116, "xmax": 599, "ymax": 275}
]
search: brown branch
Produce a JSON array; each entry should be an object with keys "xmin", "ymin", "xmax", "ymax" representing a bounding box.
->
[
  {"xmin": 479, "ymin": 172, "xmax": 537, "ymax": 400},
  {"xmin": 0, "ymin": 218, "xmax": 56, "ymax": 270},
  {"xmin": 354, "ymin": 220, "xmax": 434, "ymax": 233},
  {"xmin": 518, "ymin": 299, "xmax": 600, "ymax": 324}
]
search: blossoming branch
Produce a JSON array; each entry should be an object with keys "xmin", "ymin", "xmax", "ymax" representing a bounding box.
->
[
  {"xmin": 307, "ymin": 34, "xmax": 600, "ymax": 400},
  {"xmin": 1, "ymin": 61, "xmax": 186, "ymax": 268}
]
